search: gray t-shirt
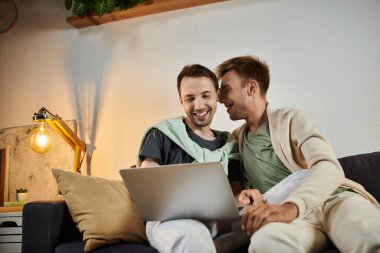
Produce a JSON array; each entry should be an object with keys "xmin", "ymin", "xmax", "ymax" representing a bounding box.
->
[{"xmin": 139, "ymin": 123, "xmax": 243, "ymax": 182}]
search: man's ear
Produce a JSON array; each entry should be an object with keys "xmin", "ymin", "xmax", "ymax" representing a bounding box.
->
[{"xmin": 247, "ymin": 80, "xmax": 258, "ymax": 96}]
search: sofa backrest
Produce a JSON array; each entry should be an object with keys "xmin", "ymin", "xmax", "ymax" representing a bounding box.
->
[{"xmin": 338, "ymin": 151, "xmax": 380, "ymax": 202}]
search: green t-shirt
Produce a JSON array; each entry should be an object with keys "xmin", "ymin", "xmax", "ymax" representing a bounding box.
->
[
  {"xmin": 242, "ymin": 121, "xmax": 291, "ymax": 193},
  {"xmin": 242, "ymin": 121, "xmax": 347, "ymax": 196}
]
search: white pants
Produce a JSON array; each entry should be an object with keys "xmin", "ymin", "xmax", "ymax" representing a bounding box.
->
[
  {"xmin": 249, "ymin": 191, "xmax": 380, "ymax": 253},
  {"xmin": 146, "ymin": 219, "xmax": 217, "ymax": 253}
]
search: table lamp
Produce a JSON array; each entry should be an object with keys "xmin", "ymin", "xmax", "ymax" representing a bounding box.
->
[{"xmin": 29, "ymin": 107, "xmax": 86, "ymax": 173}]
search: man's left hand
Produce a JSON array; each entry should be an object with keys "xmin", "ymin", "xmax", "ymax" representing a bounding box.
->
[{"xmin": 241, "ymin": 202, "xmax": 298, "ymax": 235}]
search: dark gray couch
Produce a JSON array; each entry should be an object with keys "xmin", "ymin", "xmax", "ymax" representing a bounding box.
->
[{"xmin": 22, "ymin": 152, "xmax": 380, "ymax": 253}]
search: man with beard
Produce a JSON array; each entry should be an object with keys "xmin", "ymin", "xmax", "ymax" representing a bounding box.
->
[
  {"xmin": 136, "ymin": 64, "xmax": 247, "ymax": 253},
  {"xmin": 216, "ymin": 55, "xmax": 380, "ymax": 253}
]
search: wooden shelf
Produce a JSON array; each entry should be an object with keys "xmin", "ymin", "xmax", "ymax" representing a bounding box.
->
[
  {"xmin": 0, "ymin": 205, "xmax": 23, "ymax": 213},
  {"xmin": 66, "ymin": 0, "xmax": 227, "ymax": 29}
]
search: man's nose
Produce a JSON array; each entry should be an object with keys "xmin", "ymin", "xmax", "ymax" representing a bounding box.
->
[{"xmin": 194, "ymin": 98, "xmax": 204, "ymax": 109}]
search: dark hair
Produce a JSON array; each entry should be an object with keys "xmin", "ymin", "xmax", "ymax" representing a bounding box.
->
[
  {"xmin": 177, "ymin": 64, "xmax": 219, "ymax": 95},
  {"xmin": 216, "ymin": 56, "xmax": 270, "ymax": 94}
]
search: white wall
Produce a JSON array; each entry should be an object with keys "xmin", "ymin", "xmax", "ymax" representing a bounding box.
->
[{"xmin": 1, "ymin": 0, "xmax": 380, "ymax": 179}]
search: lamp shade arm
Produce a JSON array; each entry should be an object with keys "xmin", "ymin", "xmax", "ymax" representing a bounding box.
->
[
  {"xmin": 47, "ymin": 118, "xmax": 86, "ymax": 151},
  {"xmin": 46, "ymin": 117, "xmax": 86, "ymax": 173}
]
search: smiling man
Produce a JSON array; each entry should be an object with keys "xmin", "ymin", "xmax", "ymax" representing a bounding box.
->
[
  {"xmin": 136, "ymin": 64, "xmax": 246, "ymax": 253},
  {"xmin": 216, "ymin": 55, "xmax": 380, "ymax": 253}
]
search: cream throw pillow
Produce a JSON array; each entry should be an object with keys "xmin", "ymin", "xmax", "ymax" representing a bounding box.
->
[{"xmin": 52, "ymin": 169, "xmax": 147, "ymax": 252}]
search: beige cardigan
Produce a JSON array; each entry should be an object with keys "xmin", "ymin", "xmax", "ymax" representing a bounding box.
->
[{"xmin": 233, "ymin": 105, "xmax": 379, "ymax": 216}]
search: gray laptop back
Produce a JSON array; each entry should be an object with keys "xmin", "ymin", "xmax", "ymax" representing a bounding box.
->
[{"xmin": 119, "ymin": 162, "xmax": 240, "ymax": 221}]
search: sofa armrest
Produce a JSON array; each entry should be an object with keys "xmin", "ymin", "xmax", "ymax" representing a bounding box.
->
[{"xmin": 22, "ymin": 200, "xmax": 82, "ymax": 253}]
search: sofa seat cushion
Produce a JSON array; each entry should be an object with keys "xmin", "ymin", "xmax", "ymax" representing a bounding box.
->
[{"xmin": 55, "ymin": 240, "xmax": 159, "ymax": 253}]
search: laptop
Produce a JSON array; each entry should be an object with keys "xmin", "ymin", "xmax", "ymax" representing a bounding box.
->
[{"xmin": 119, "ymin": 162, "xmax": 240, "ymax": 221}]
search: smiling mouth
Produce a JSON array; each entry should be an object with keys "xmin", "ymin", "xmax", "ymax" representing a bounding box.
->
[{"xmin": 194, "ymin": 110, "xmax": 209, "ymax": 118}]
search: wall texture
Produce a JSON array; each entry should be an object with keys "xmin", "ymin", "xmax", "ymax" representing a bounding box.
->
[
  {"xmin": 0, "ymin": 121, "xmax": 76, "ymax": 202},
  {"xmin": 0, "ymin": 0, "xmax": 379, "ymax": 180}
]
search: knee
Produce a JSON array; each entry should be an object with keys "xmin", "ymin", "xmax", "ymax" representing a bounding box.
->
[
  {"xmin": 249, "ymin": 226, "xmax": 276, "ymax": 252},
  {"xmin": 149, "ymin": 220, "xmax": 216, "ymax": 253},
  {"xmin": 350, "ymin": 220, "xmax": 380, "ymax": 252},
  {"xmin": 248, "ymin": 223, "xmax": 299, "ymax": 253},
  {"xmin": 177, "ymin": 229, "xmax": 216, "ymax": 253},
  {"xmin": 178, "ymin": 230, "xmax": 208, "ymax": 244}
]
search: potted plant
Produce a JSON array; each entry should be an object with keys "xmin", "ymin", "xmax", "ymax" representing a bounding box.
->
[
  {"xmin": 65, "ymin": 0, "xmax": 149, "ymax": 17},
  {"xmin": 16, "ymin": 188, "xmax": 29, "ymax": 202}
]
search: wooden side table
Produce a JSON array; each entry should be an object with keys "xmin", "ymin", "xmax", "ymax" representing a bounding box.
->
[{"xmin": 0, "ymin": 206, "xmax": 23, "ymax": 253}]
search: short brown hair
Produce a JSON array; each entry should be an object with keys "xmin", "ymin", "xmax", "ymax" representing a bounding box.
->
[
  {"xmin": 216, "ymin": 56, "xmax": 270, "ymax": 94},
  {"xmin": 177, "ymin": 64, "xmax": 219, "ymax": 95}
]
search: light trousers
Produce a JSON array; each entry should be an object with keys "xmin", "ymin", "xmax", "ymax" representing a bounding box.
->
[
  {"xmin": 146, "ymin": 219, "xmax": 217, "ymax": 253},
  {"xmin": 249, "ymin": 191, "xmax": 380, "ymax": 253}
]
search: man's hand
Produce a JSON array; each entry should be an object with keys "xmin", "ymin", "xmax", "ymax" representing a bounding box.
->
[
  {"xmin": 241, "ymin": 202, "xmax": 298, "ymax": 236},
  {"xmin": 238, "ymin": 189, "xmax": 264, "ymax": 205}
]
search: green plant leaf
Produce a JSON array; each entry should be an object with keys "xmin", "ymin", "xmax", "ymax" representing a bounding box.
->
[
  {"xmin": 65, "ymin": 0, "xmax": 73, "ymax": 10},
  {"xmin": 106, "ymin": 0, "xmax": 115, "ymax": 12},
  {"xmin": 74, "ymin": 0, "xmax": 88, "ymax": 17},
  {"xmin": 70, "ymin": 0, "xmax": 148, "ymax": 17},
  {"xmin": 95, "ymin": 0, "xmax": 107, "ymax": 16},
  {"xmin": 85, "ymin": 0, "xmax": 95, "ymax": 12},
  {"xmin": 16, "ymin": 188, "xmax": 28, "ymax": 193},
  {"xmin": 94, "ymin": 0, "xmax": 115, "ymax": 16}
]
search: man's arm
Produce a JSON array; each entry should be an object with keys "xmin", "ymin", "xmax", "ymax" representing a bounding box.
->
[
  {"xmin": 141, "ymin": 157, "xmax": 160, "ymax": 167},
  {"xmin": 138, "ymin": 128, "xmax": 165, "ymax": 167},
  {"xmin": 282, "ymin": 109, "xmax": 344, "ymax": 215}
]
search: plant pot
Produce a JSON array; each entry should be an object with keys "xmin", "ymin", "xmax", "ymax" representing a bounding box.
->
[{"xmin": 16, "ymin": 193, "xmax": 28, "ymax": 202}]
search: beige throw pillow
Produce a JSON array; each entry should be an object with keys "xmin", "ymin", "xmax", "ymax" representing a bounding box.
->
[{"xmin": 52, "ymin": 169, "xmax": 147, "ymax": 252}]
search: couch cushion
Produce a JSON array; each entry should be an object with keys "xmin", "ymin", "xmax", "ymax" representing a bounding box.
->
[
  {"xmin": 338, "ymin": 151, "xmax": 380, "ymax": 202},
  {"xmin": 52, "ymin": 169, "xmax": 147, "ymax": 252}
]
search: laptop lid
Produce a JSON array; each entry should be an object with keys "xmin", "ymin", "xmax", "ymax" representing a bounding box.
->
[{"xmin": 119, "ymin": 162, "xmax": 240, "ymax": 221}]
